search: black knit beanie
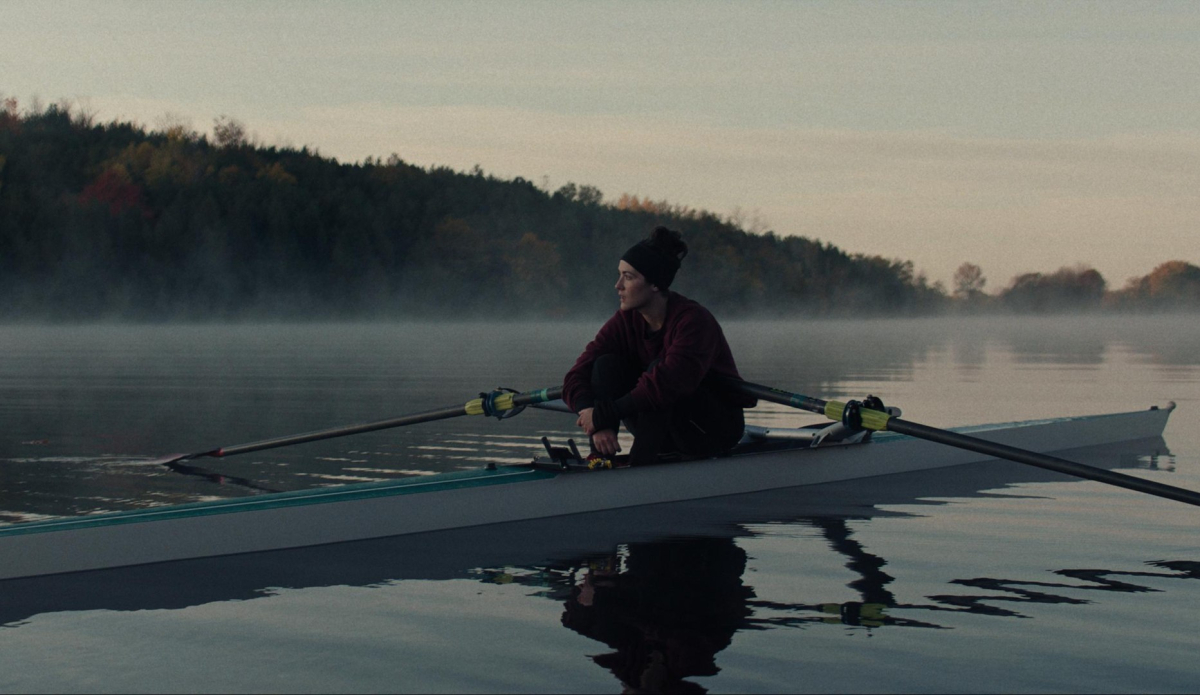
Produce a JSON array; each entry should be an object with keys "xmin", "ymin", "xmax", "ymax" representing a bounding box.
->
[{"xmin": 620, "ymin": 227, "xmax": 687, "ymax": 290}]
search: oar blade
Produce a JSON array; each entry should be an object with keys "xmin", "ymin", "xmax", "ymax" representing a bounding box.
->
[{"xmin": 145, "ymin": 453, "xmax": 193, "ymax": 466}]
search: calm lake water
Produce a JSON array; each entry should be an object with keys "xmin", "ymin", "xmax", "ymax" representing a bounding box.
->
[{"xmin": 1, "ymin": 316, "xmax": 1198, "ymax": 693}]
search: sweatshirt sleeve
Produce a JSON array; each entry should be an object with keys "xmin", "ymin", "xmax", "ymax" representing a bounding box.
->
[
  {"xmin": 562, "ymin": 312, "xmax": 626, "ymax": 413},
  {"xmin": 624, "ymin": 306, "xmax": 721, "ymax": 412}
]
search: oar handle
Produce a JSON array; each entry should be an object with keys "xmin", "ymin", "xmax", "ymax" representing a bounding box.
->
[{"xmin": 720, "ymin": 379, "xmax": 828, "ymax": 416}]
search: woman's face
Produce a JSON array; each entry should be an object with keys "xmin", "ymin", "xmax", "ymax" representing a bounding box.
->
[{"xmin": 616, "ymin": 260, "xmax": 657, "ymax": 311}]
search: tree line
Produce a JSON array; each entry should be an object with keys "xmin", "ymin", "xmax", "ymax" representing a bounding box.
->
[
  {"xmin": 952, "ymin": 261, "xmax": 1200, "ymax": 313},
  {"xmin": 0, "ymin": 98, "xmax": 1195, "ymax": 321}
]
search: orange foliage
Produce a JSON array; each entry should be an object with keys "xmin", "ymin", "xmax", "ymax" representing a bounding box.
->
[
  {"xmin": 615, "ymin": 193, "xmax": 697, "ymax": 218},
  {"xmin": 0, "ymin": 96, "xmax": 20, "ymax": 133},
  {"xmin": 79, "ymin": 168, "xmax": 148, "ymax": 217},
  {"xmin": 1144, "ymin": 261, "xmax": 1200, "ymax": 306},
  {"xmin": 256, "ymin": 162, "xmax": 297, "ymax": 185}
]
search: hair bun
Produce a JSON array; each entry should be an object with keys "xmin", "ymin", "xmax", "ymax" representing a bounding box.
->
[{"xmin": 649, "ymin": 226, "xmax": 688, "ymax": 262}]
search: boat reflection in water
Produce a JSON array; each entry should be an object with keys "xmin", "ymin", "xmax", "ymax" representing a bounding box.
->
[
  {"xmin": 465, "ymin": 439, "xmax": 1191, "ymax": 692},
  {"xmin": 557, "ymin": 538, "xmax": 753, "ymax": 693},
  {"xmin": 1, "ymin": 438, "xmax": 1195, "ymax": 693},
  {"xmin": 499, "ymin": 539, "xmax": 1199, "ymax": 693}
]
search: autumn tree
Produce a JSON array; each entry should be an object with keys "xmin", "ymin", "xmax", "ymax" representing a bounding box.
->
[
  {"xmin": 212, "ymin": 115, "xmax": 248, "ymax": 148},
  {"xmin": 1146, "ymin": 261, "xmax": 1200, "ymax": 304},
  {"xmin": 576, "ymin": 184, "xmax": 603, "ymax": 206},
  {"xmin": 952, "ymin": 262, "xmax": 987, "ymax": 299},
  {"xmin": 1001, "ymin": 265, "xmax": 1107, "ymax": 313},
  {"xmin": 1111, "ymin": 261, "xmax": 1200, "ymax": 310}
]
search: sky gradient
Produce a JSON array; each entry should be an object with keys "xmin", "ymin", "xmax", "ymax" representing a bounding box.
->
[{"xmin": 3, "ymin": 0, "xmax": 1197, "ymax": 288}]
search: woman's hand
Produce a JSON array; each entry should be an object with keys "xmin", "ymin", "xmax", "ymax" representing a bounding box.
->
[
  {"xmin": 577, "ymin": 408, "xmax": 621, "ymax": 456},
  {"xmin": 591, "ymin": 429, "xmax": 621, "ymax": 456},
  {"xmin": 576, "ymin": 407, "xmax": 596, "ymax": 434}
]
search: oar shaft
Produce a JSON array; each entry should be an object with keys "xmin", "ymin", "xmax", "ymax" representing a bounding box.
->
[
  {"xmin": 215, "ymin": 404, "xmax": 470, "ymax": 458},
  {"xmin": 887, "ymin": 418, "xmax": 1200, "ymax": 508},
  {"xmin": 723, "ymin": 377, "xmax": 1198, "ymax": 509},
  {"xmin": 200, "ymin": 386, "xmax": 563, "ymax": 461},
  {"xmin": 723, "ymin": 379, "xmax": 828, "ymax": 416}
]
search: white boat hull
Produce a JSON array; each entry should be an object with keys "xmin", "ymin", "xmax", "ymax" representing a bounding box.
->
[{"xmin": 0, "ymin": 405, "xmax": 1175, "ymax": 580}]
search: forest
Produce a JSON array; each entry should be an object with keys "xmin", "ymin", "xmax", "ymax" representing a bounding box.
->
[{"xmin": 1, "ymin": 98, "xmax": 1196, "ymax": 321}]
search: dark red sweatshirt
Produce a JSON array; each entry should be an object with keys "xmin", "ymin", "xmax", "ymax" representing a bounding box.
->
[{"xmin": 563, "ymin": 292, "xmax": 756, "ymax": 415}]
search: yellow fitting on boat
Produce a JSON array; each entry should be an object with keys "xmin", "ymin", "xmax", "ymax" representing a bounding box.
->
[
  {"xmin": 465, "ymin": 391, "xmax": 519, "ymax": 417},
  {"xmin": 863, "ymin": 408, "xmax": 891, "ymax": 431},
  {"xmin": 587, "ymin": 455, "xmax": 613, "ymax": 470},
  {"xmin": 824, "ymin": 400, "xmax": 892, "ymax": 431},
  {"xmin": 491, "ymin": 392, "xmax": 516, "ymax": 412}
]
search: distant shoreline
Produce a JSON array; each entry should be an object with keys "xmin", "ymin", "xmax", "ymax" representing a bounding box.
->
[{"xmin": 2, "ymin": 101, "xmax": 1196, "ymax": 321}]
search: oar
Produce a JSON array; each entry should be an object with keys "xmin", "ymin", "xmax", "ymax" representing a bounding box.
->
[
  {"xmin": 153, "ymin": 386, "xmax": 563, "ymax": 466},
  {"xmin": 725, "ymin": 379, "xmax": 1200, "ymax": 508}
]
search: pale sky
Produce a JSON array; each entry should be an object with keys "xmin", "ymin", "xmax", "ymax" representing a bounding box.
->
[{"xmin": 3, "ymin": 0, "xmax": 1197, "ymax": 289}]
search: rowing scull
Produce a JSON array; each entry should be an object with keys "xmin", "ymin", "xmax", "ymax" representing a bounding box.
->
[{"xmin": 0, "ymin": 403, "xmax": 1174, "ymax": 580}]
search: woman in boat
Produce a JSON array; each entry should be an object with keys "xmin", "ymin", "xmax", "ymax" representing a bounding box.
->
[{"xmin": 563, "ymin": 226, "xmax": 756, "ymax": 465}]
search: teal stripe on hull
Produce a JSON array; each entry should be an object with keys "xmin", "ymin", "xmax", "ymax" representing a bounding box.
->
[
  {"xmin": 0, "ymin": 408, "xmax": 1166, "ymax": 541},
  {"xmin": 0, "ymin": 466, "xmax": 556, "ymax": 538}
]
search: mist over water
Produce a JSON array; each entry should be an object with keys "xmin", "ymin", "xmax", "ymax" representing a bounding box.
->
[
  {"xmin": 1, "ymin": 315, "xmax": 1198, "ymax": 693},
  {"xmin": 1, "ymin": 314, "xmax": 1196, "ymax": 518}
]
